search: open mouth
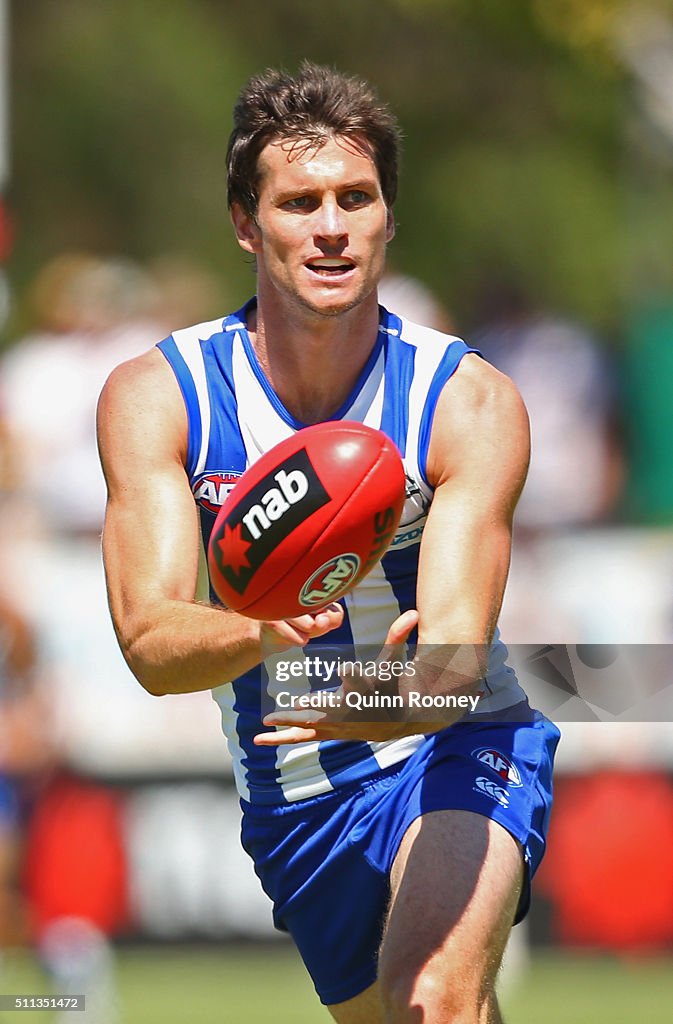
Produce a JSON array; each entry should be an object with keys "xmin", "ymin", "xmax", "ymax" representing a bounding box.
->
[{"xmin": 305, "ymin": 258, "xmax": 355, "ymax": 277}]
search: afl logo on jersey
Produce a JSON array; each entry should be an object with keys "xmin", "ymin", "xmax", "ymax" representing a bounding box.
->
[
  {"xmin": 472, "ymin": 748, "xmax": 522, "ymax": 787},
  {"xmin": 192, "ymin": 471, "xmax": 243, "ymax": 514}
]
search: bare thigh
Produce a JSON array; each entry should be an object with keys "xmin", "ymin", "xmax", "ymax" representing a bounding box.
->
[{"xmin": 328, "ymin": 809, "xmax": 523, "ymax": 1024}]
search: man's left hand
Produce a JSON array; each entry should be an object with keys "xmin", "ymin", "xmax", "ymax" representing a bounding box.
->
[{"xmin": 253, "ymin": 610, "xmax": 442, "ymax": 745}]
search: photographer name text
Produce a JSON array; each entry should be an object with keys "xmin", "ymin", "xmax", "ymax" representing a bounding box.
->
[{"xmin": 274, "ymin": 689, "xmax": 481, "ymax": 713}]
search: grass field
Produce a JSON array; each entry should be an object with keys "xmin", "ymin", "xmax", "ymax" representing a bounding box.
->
[{"xmin": 1, "ymin": 944, "xmax": 672, "ymax": 1022}]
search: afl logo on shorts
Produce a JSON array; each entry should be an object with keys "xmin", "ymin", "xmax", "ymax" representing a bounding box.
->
[
  {"xmin": 192, "ymin": 471, "xmax": 243, "ymax": 514},
  {"xmin": 299, "ymin": 554, "xmax": 361, "ymax": 607},
  {"xmin": 472, "ymin": 748, "xmax": 522, "ymax": 787}
]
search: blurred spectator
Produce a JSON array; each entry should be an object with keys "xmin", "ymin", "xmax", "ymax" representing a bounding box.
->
[
  {"xmin": 0, "ymin": 253, "xmax": 162, "ymax": 537},
  {"xmin": 468, "ymin": 282, "xmax": 627, "ymax": 644},
  {"xmin": 148, "ymin": 254, "xmax": 224, "ymax": 334},
  {"xmin": 24, "ymin": 778, "xmax": 126, "ymax": 1024},
  {"xmin": 0, "ymin": 587, "xmax": 54, "ymax": 948},
  {"xmin": 0, "ymin": 252, "xmax": 171, "ymax": 1017},
  {"xmin": 378, "ymin": 268, "xmax": 455, "ymax": 333},
  {"xmin": 474, "ymin": 284, "xmax": 625, "ymax": 532},
  {"xmin": 0, "ymin": 252, "xmax": 227, "ymax": 540}
]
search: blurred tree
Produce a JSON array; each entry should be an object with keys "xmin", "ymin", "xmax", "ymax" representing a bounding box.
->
[
  {"xmin": 10, "ymin": 0, "xmax": 253, "ymax": 320},
  {"xmin": 4, "ymin": 0, "xmax": 670, "ymax": 340},
  {"xmin": 531, "ymin": 0, "xmax": 673, "ymax": 62}
]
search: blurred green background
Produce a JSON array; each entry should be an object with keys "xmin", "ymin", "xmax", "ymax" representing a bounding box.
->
[
  {"xmin": 7, "ymin": 0, "xmax": 673, "ymax": 338},
  {"xmin": 4, "ymin": 944, "xmax": 673, "ymax": 1024}
]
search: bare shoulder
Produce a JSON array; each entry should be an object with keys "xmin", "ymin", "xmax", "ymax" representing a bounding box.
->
[
  {"xmin": 98, "ymin": 346, "xmax": 180, "ymax": 417},
  {"xmin": 443, "ymin": 352, "xmax": 527, "ymax": 422},
  {"xmin": 97, "ymin": 347, "xmax": 187, "ymax": 470},
  {"xmin": 427, "ymin": 353, "xmax": 530, "ymax": 489}
]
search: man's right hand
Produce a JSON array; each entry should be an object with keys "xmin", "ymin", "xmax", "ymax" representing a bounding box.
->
[{"xmin": 260, "ymin": 602, "xmax": 344, "ymax": 655}]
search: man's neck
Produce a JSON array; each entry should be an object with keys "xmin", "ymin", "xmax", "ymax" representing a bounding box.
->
[{"xmin": 246, "ymin": 293, "xmax": 381, "ymax": 424}]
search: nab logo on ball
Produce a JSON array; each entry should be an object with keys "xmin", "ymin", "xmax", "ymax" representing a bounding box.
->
[
  {"xmin": 192, "ymin": 471, "xmax": 243, "ymax": 514},
  {"xmin": 472, "ymin": 748, "xmax": 522, "ymax": 787},
  {"xmin": 211, "ymin": 449, "xmax": 330, "ymax": 597},
  {"xmin": 241, "ymin": 467, "xmax": 309, "ymax": 540},
  {"xmin": 299, "ymin": 554, "xmax": 361, "ymax": 607}
]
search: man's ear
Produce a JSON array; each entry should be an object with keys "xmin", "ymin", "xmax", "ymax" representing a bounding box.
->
[
  {"xmin": 231, "ymin": 203, "xmax": 261, "ymax": 254},
  {"xmin": 385, "ymin": 208, "xmax": 396, "ymax": 244}
]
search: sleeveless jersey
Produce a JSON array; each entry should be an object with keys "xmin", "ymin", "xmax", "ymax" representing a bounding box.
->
[{"xmin": 157, "ymin": 300, "xmax": 526, "ymax": 805}]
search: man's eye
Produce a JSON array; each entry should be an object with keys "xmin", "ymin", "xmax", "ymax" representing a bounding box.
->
[
  {"xmin": 343, "ymin": 190, "xmax": 371, "ymax": 207},
  {"xmin": 286, "ymin": 196, "xmax": 310, "ymax": 209}
]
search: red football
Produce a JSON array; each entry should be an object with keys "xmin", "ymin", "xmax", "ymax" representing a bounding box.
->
[{"xmin": 207, "ymin": 421, "xmax": 406, "ymax": 620}]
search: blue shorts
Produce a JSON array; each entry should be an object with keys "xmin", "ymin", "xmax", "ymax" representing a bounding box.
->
[{"xmin": 241, "ymin": 706, "xmax": 560, "ymax": 1006}]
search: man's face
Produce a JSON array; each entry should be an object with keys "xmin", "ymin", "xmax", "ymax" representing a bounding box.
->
[{"xmin": 231, "ymin": 134, "xmax": 395, "ymax": 319}]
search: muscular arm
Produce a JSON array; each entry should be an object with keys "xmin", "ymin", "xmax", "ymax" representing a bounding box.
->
[
  {"xmin": 396, "ymin": 354, "xmax": 529, "ymax": 719},
  {"xmin": 418, "ymin": 353, "xmax": 529, "ymax": 647},
  {"xmin": 98, "ymin": 349, "xmax": 341, "ymax": 697}
]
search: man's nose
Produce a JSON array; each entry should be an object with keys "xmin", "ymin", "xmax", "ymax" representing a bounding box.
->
[{"xmin": 315, "ymin": 198, "xmax": 347, "ymax": 244}]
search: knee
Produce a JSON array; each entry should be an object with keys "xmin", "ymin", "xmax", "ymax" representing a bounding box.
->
[{"xmin": 379, "ymin": 963, "xmax": 493, "ymax": 1024}]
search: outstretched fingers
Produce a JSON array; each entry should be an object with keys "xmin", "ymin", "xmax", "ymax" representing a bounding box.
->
[
  {"xmin": 378, "ymin": 608, "xmax": 419, "ymax": 661},
  {"xmin": 254, "ymin": 724, "xmax": 320, "ymax": 745}
]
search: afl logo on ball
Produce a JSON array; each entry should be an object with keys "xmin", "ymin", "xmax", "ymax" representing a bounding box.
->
[
  {"xmin": 299, "ymin": 554, "xmax": 361, "ymax": 607},
  {"xmin": 192, "ymin": 471, "xmax": 243, "ymax": 514}
]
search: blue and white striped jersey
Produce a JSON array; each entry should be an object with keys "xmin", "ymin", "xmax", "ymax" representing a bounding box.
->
[{"xmin": 157, "ymin": 300, "xmax": 526, "ymax": 805}]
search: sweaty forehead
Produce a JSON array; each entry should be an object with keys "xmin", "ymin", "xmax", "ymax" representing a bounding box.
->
[{"xmin": 257, "ymin": 134, "xmax": 380, "ymax": 190}]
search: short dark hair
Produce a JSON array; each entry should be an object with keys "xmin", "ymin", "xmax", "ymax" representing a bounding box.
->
[{"xmin": 226, "ymin": 61, "xmax": 401, "ymax": 216}]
